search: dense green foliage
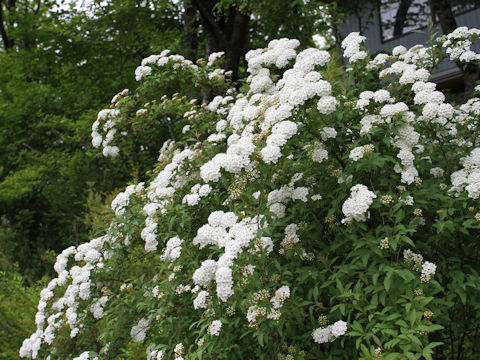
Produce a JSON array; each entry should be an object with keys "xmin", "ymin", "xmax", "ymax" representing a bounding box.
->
[
  {"xmin": 0, "ymin": 0, "xmax": 185, "ymax": 279},
  {"xmin": 0, "ymin": 264, "xmax": 44, "ymax": 360}
]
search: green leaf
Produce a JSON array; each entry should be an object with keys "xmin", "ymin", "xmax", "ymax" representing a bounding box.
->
[{"xmin": 384, "ymin": 272, "xmax": 393, "ymax": 292}]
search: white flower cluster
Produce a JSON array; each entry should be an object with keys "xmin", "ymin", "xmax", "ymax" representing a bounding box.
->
[
  {"xmin": 130, "ymin": 317, "xmax": 150, "ymax": 342},
  {"xmin": 208, "ymin": 51, "xmax": 225, "ymax": 66},
  {"xmin": 404, "ymin": 249, "xmax": 436, "ymax": 283},
  {"xmin": 380, "ymin": 60, "xmax": 430, "ymax": 85},
  {"xmin": 441, "ymin": 27, "xmax": 480, "ymax": 62},
  {"xmin": 200, "ymin": 135, "xmax": 256, "ymax": 181},
  {"xmin": 192, "ymin": 211, "xmax": 266, "ymax": 302},
  {"xmin": 261, "ymin": 120, "xmax": 298, "ymax": 164},
  {"xmin": 320, "ymin": 127, "xmax": 337, "ymax": 141},
  {"xmin": 270, "ymin": 285, "xmax": 290, "ymax": 309},
  {"xmin": 207, "ymin": 320, "xmax": 222, "ymax": 336},
  {"xmin": 421, "ymin": 261, "xmax": 437, "ymax": 283},
  {"xmin": 311, "ymin": 141, "xmax": 328, "ymax": 163},
  {"xmin": 90, "ymin": 296, "xmax": 108, "ymax": 319},
  {"xmin": 312, "ymin": 320, "xmax": 348, "ymax": 344},
  {"xmin": 160, "ymin": 236, "xmax": 184, "ymax": 262},
  {"xmin": 135, "ymin": 65, "xmax": 152, "ymax": 81},
  {"xmin": 450, "ymin": 148, "xmax": 480, "ymax": 198},
  {"xmin": 317, "ymin": 95, "xmax": 338, "ymax": 114},
  {"xmin": 182, "ymin": 183, "xmax": 212, "ymax": 206},
  {"xmin": 366, "ymin": 52, "xmax": 389, "ymax": 70},
  {"xmin": 393, "ymin": 123, "xmax": 420, "ymax": 185},
  {"xmin": 349, "ymin": 144, "xmax": 374, "ymax": 162},
  {"xmin": 342, "ymin": 184, "xmax": 377, "ymax": 223},
  {"xmin": 207, "ymin": 95, "xmax": 234, "ymax": 114},
  {"xmin": 111, "ymin": 183, "xmax": 144, "ymax": 217},
  {"xmin": 91, "ymin": 108, "xmax": 121, "ymax": 157},
  {"xmin": 245, "ymin": 286, "xmax": 290, "ymax": 324},
  {"xmin": 72, "ymin": 352, "xmax": 98, "ymax": 360},
  {"xmin": 141, "ymin": 205, "xmax": 160, "ymax": 252},
  {"xmin": 355, "ymin": 89, "xmax": 393, "ymax": 110},
  {"xmin": 394, "ymin": 43, "xmax": 431, "ymax": 67},
  {"xmin": 146, "ymin": 344, "xmax": 164, "ymax": 360},
  {"xmin": 140, "ymin": 147, "xmax": 198, "ymax": 252},
  {"xmin": 20, "ymin": 232, "xmax": 114, "ymax": 358},
  {"xmin": 193, "ymin": 290, "xmax": 210, "ymax": 310},
  {"xmin": 174, "ymin": 343, "xmax": 185, "ymax": 359},
  {"xmin": 135, "ymin": 50, "xmax": 198, "ymax": 82},
  {"xmin": 430, "ymin": 167, "xmax": 444, "ymax": 178},
  {"xmin": 267, "ymin": 177, "xmax": 309, "ymax": 218},
  {"xmin": 341, "ymin": 32, "xmax": 367, "ymax": 63},
  {"xmin": 280, "ymin": 223, "xmax": 300, "ymax": 250},
  {"xmin": 359, "ymin": 114, "xmax": 383, "ymax": 135}
]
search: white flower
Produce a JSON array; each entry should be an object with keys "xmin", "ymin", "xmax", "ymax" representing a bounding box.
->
[
  {"xmin": 130, "ymin": 318, "xmax": 150, "ymax": 342},
  {"xmin": 342, "ymin": 184, "xmax": 377, "ymax": 223},
  {"xmin": 317, "ymin": 96, "xmax": 338, "ymax": 114},
  {"xmin": 421, "ymin": 261, "xmax": 437, "ymax": 282},
  {"xmin": 430, "ymin": 167, "xmax": 444, "ymax": 178},
  {"xmin": 312, "ymin": 327, "xmax": 331, "ymax": 344},
  {"xmin": 208, "ymin": 51, "xmax": 225, "ymax": 65},
  {"xmin": 208, "ymin": 320, "xmax": 222, "ymax": 336},
  {"xmin": 330, "ymin": 320, "xmax": 348, "ymax": 337},
  {"xmin": 320, "ymin": 127, "xmax": 337, "ymax": 141},
  {"xmin": 349, "ymin": 146, "xmax": 364, "ymax": 161},
  {"xmin": 193, "ymin": 291, "xmax": 209, "ymax": 309},
  {"xmin": 261, "ymin": 145, "xmax": 282, "ymax": 164},
  {"xmin": 312, "ymin": 141, "xmax": 328, "ymax": 163},
  {"xmin": 271, "ymin": 286, "xmax": 290, "ymax": 309},
  {"xmin": 216, "ymin": 267, "xmax": 234, "ymax": 302},
  {"xmin": 135, "ymin": 66, "xmax": 152, "ymax": 81}
]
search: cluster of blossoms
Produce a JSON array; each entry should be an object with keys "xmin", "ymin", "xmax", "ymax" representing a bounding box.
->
[
  {"xmin": 421, "ymin": 261, "xmax": 437, "ymax": 283},
  {"xmin": 72, "ymin": 352, "xmax": 98, "ymax": 360},
  {"xmin": 207, "ymin": 320, "xmax": 222, "ymax": 336},
  {"xmin": 135, "ymin": 50, "xmax": 198, "ymax": 82},
  {"xmin": 182, "ymin": 183, "xmax": 212, "ymax": 206},
  {"xmin": 192, "ymin": 211, "xmax": 267, "ymax": 303},
  {"xmin": 440, "ymin": 26, "xmax": 480, "ymax": 62},
  {"xmin": 246, "ymin": 286, "xmax": 291, "ymax": 326},
  {"xmin": 341, "ymin": 184, "xmax": 377, "ymax": 223},
  {"xmin": 91, "ymin": 108, "xmax": 121, "ymax": 157},
  {"xmin": 349, "ymin": 144, "xmax": 375, "ymax": 161},
  {"xmin": 20, "ymin": 232, "xmax": 113, "ymax": 358},
  {"xmin": 341, "ymin": 32, "xmax": 367, "ymax": 63},
  {"xmin": 312, "ymin": 320, "xmax": 348, "ymax": 344},
  {"xmin": 146, "ymin": 344, "xmax": 164, "ymax": 360},
  {"xmin": 266, "ymin": 173, "xmax": 309, "ymax": 218},
  {"xmin": 450, "ymin": 148, "xmax": 480, "ymax": 198},
  {"xmin": 404, "ymin": 249, "xmax": 437, "ymax": 283},
  {"xmin": 131, "ymin": 317, "xmax": 151, "ymax": 342},
  {"xmin": 20, "ymin": 25, "xmax": 480, "ymax": 359}
]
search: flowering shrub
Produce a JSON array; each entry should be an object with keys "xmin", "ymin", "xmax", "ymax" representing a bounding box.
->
[{"xmin": 20, "ymin": 28, "xmax": 480, "ymax": 359}]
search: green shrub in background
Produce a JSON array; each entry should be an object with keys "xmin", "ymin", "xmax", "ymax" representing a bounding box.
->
[
  {"xmin": 0, "ymin": 264, "xmax": 44, "ymax": 360},
  {"xmin": 18, "ymin": 28, "xmax": 480, "ymax": 360}
]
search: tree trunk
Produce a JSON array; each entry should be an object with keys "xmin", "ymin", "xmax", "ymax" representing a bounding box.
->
[
  {"xmin": 432, "ymin": 0, "xmax": 480, "ymax": 95},
  {"xmin": 191, "ymin": 0, "xmax": 250, "ymax": 81},
  {"xmin": 0, "ymin": 0, "xmax": 14, "ymax": 50},
  {"xmin": 291, "ymin": 4, "xmax": 306, "ymax": 51},
  {"xmin": 393, "ymin": 0, "xmax": 413, "ymax": 37},
  {"xmin": 224, "ymin": 9, "xmax": 249, "ymax": 81},
  {"xmin": 182, "ymin": 0, "xmax": 199, "ymax": 61}
]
